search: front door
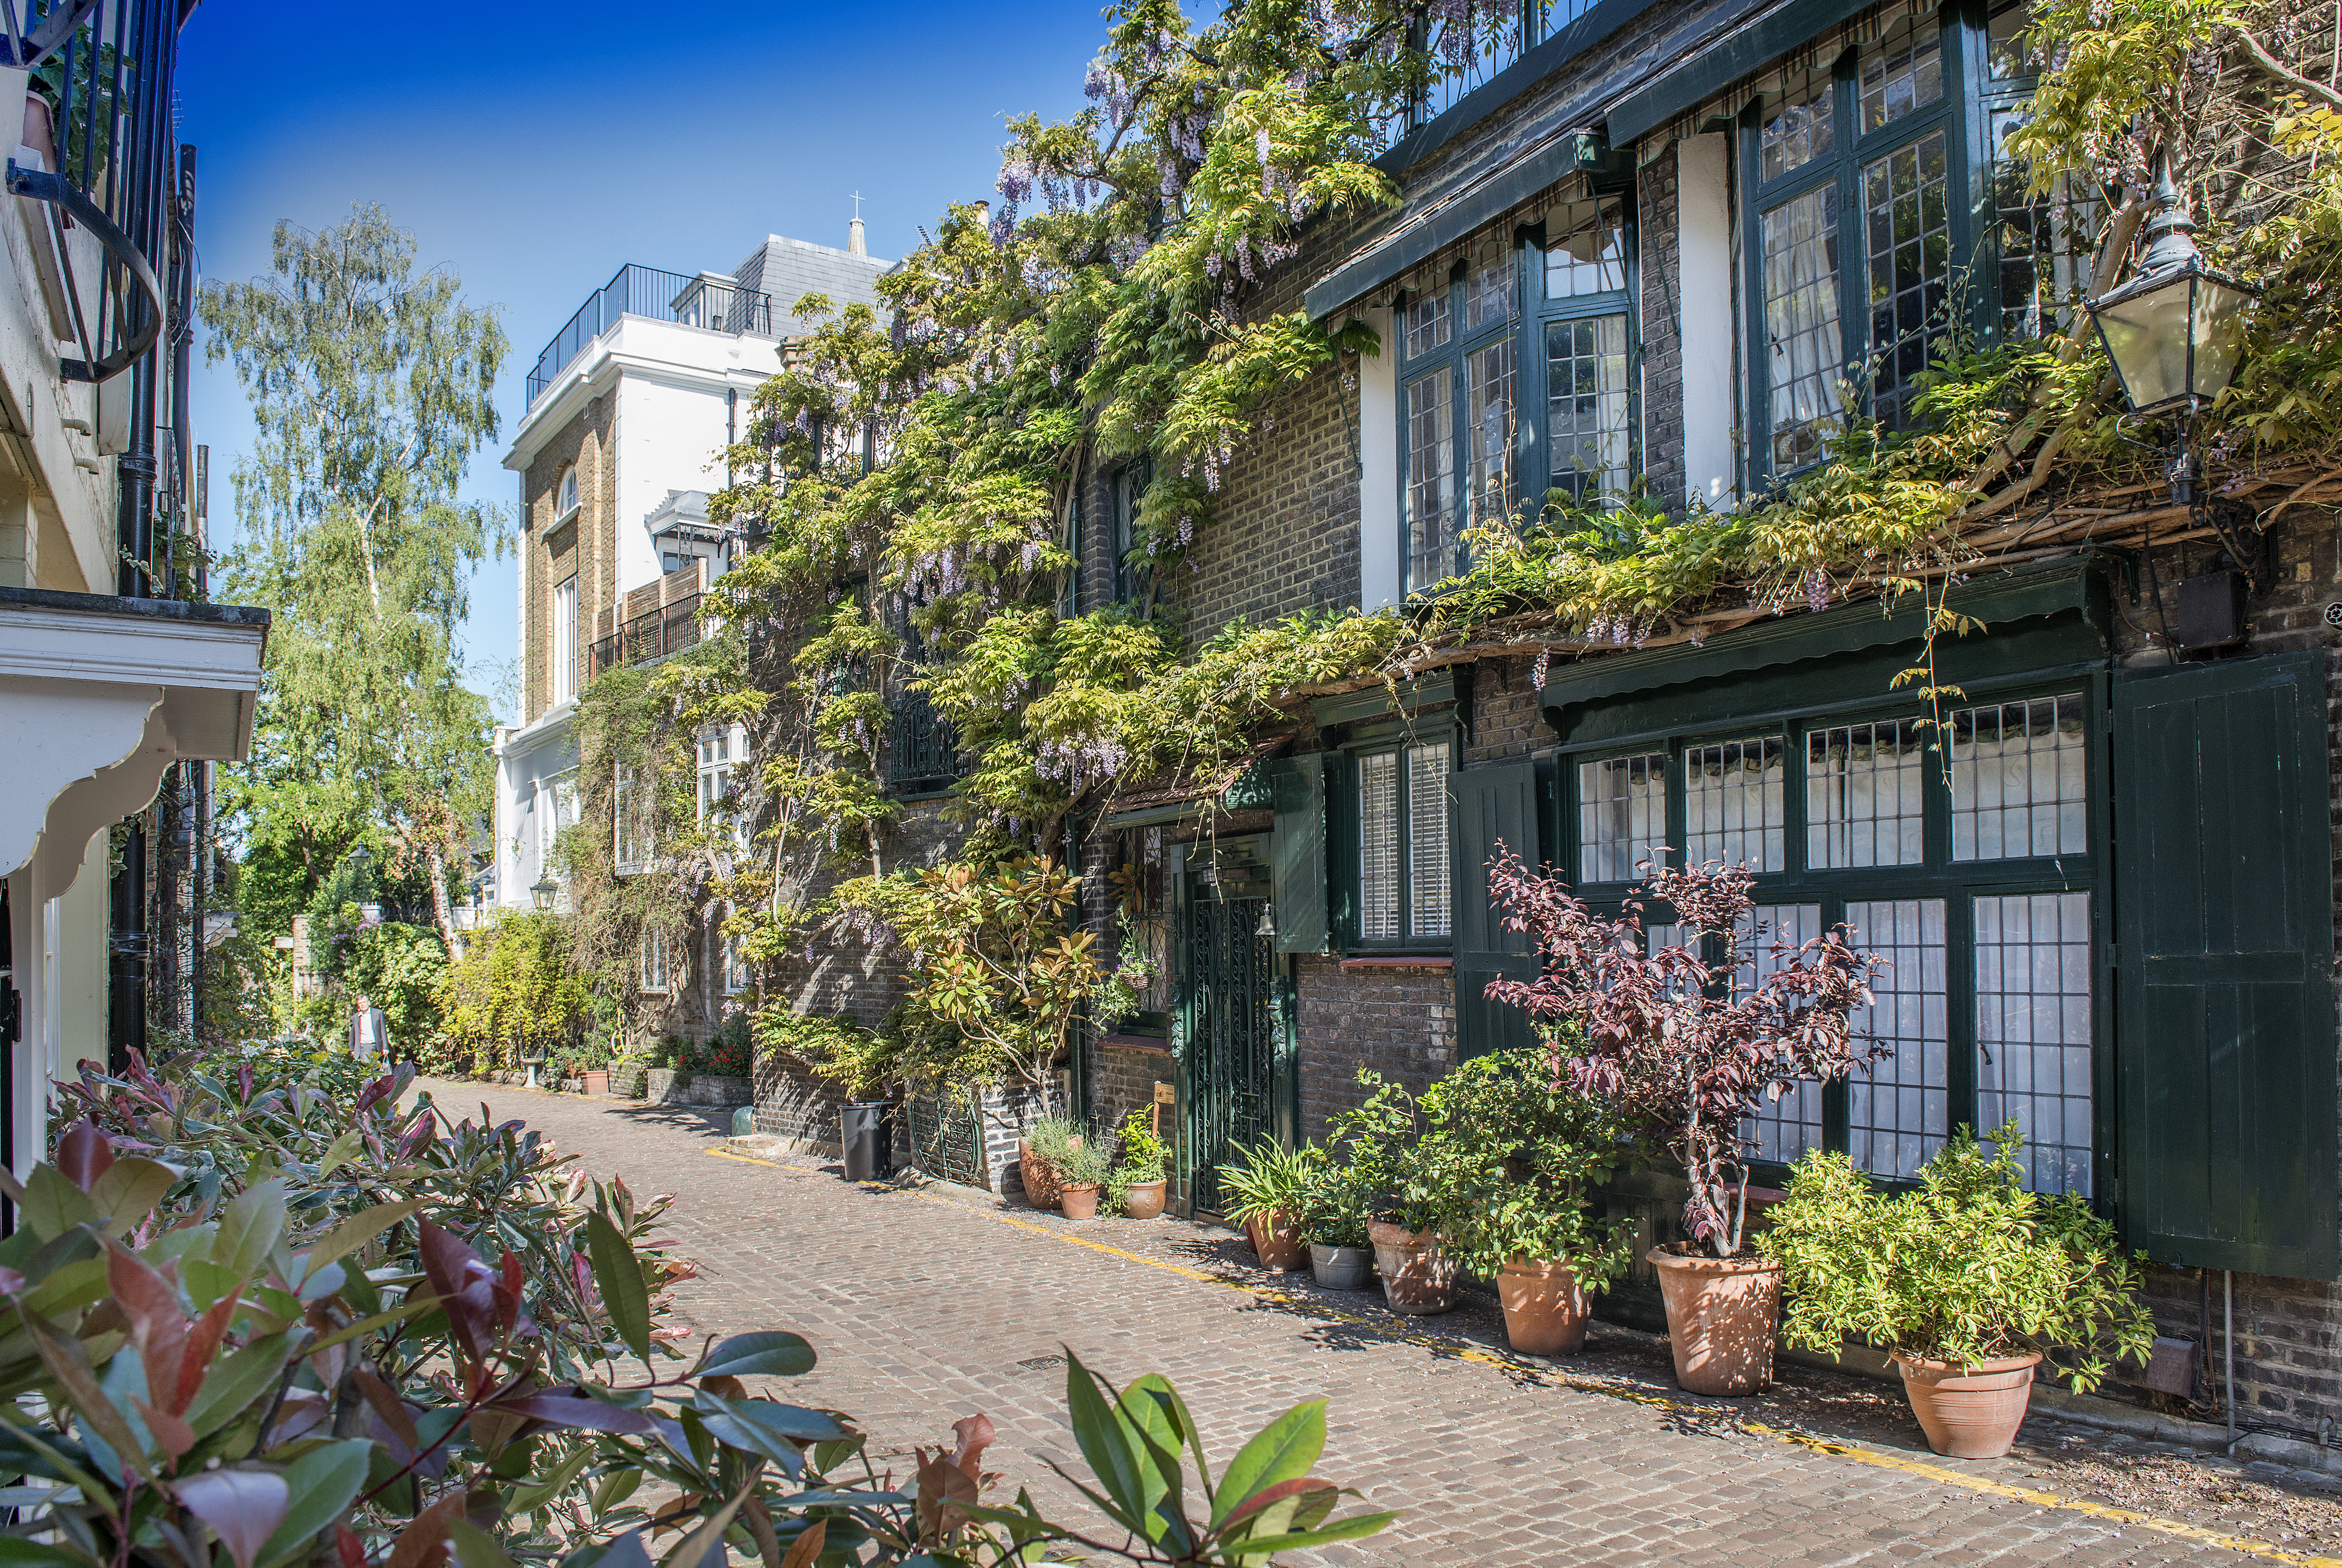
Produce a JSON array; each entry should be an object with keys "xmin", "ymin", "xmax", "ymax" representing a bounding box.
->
[{"xmin": 1180, "ymin": 835, "xmax": 1277, "ymax": 1215}]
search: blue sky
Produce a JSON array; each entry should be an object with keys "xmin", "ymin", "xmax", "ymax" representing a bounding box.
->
[{"xmin": 178, "ymin": 0, "xmax": 1109, "ymax": 722}]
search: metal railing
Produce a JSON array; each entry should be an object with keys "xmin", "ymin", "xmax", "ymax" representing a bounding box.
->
[
  {"xmin": 587, "ymin": 594, "xmax": 703, "ymax": 679},
  {"xmin": 1374, "ymin": 0, "xmax": 1608, "ymax": 150},
  {"xmin": 526, "ymin": 265, "xmax": 775, "ymax": 407},
  {"xmin": 885, "ymin": 688, "xmax": 964, "ymax": 791}
]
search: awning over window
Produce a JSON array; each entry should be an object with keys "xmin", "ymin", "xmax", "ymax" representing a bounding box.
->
[{"xmin": 1302, "ymin": 132, "xmax": 1619, "ymax": 322}]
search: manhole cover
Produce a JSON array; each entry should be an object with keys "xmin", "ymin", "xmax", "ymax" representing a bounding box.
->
[{"xmin": 1014, "ymin": 1355, "xmax": 1066, "ymax": 1375}]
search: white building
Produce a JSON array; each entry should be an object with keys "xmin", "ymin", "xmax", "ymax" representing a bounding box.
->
[{"xmin": 489, "ymin": 224, "xmax": 888, "ymax": 919}]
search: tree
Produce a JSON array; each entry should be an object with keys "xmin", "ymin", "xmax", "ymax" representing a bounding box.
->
[{"xmin": 205, "ymin": 204, "xmax": 509, "ymax": 952}]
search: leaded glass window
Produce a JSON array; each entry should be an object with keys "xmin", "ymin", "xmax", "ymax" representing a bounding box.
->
[
  {"xmin": 1761, "ymin": 79, "xmax": 1834, "ymax": 181},
  {"xmin": 1761, "ymin": 187, "xmax": 1844, "ymax": 470},
  {"xmin": 1859, "ymin": 22, "xmax": 1944, "ymax": 132},
  {"xmin": 1845, "ymin": 898, "xmax": 1948, "ymax": 1179},
  {"xmin": 1740, "ymin": 903, "xmax": 1824, "ymax": 1164},
  {"xmin": 1547, "ymin": 315, "xmax": 1633, "ymax": 502},
  {"xmin": 1685, "ymin": 737, "xmax": 1786, "ymax": 871},
  {"xmin": 1579, "ymin": 752, "xmax": 1666, "ymax": 884},
  {"xmin": 1544, "ymin": 197, "xmax": 1628, "ymax": 299},
  {"xmin": 1465, "ymin": 337, "xmax": 1517, "ymax": 530},
  {"xmin": 1975, "ymin": 891, "xmax": 2094, "ymax": 1195},
  {"xmin": 1807, "ymin": 719, "xmax": 1924, "ymax": 868},
  {"xmin": 1405, "ymin": 370, "xmax": 1456, "ymax": 590},
  {"xmin": 1863, "ymin": 129, "xmax": 1952, "ymax": 431},
  {"xmin": 1950, "ymin": 694, "xmax": 2087, "ymax": 860}
]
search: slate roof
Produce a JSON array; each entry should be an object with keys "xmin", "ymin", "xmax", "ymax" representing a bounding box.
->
[{"xmin": 731, "ymin": 235, "xmax": 891, "ymax": 333}]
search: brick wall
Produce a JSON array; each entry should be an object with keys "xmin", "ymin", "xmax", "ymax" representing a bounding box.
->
[
  {"xmin": 521, "ymin": 397, "xmax": 616, "ymax": 725},
  {"xmin": 1294, "ymin": 955, "xmax": 1456, "ymax": 1140},
  {"xmin": 1465, "ymin": 655, "xmax": 1551, "ymax": 765},
  {"xmin": 1635, "ymin": 144, "xmax": 1689, "ymax": 511}
]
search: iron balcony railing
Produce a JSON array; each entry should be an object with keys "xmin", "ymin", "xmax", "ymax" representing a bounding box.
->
[
  {"xmin": 1374, "ymin": 0, "xmax": 1609, "ymax": 149},
  {"xmin": 885, "ymin": 688, "xmax": 964, "ymax": 792},
  {"xmin": 526, "ymin": 265, "xmax": 775, "ymax": 408},
  {"xmin": 587, "ymin": 593, "xmax": 703, "ymax": 680}
]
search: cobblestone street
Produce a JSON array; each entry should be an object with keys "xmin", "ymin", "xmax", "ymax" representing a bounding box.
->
[{"xmin": 422, "ymin": 1082, "xmax": 2342, "ymax": 1567}]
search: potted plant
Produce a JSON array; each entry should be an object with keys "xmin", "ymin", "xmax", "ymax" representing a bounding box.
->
[
  {"xmin": 1327, "ymin": 1073, "xmax": 1470, "ymax": 1315},
  {"xmin": 1106, "ymin": 1108, "xmax": 1171, "ymax": 1219},
  {"xmin": 1058, "ymin": 1141, "xmax": 1111, "ymax": 1222},
  {"xmin": 1485, "ymin": 851, "xmax": 1886, "ymax": 1393},
  {"xmin": 1217, "ymin": 1139, "xmax": 1309, "ymax": 1270},
  {"xmin": 1435, "ymin": 1046, "xmax": 1634, "ymax": 1356},
  {"xmin": 1763, "ymin": 1121, "xmax": 2156, "ymax": 1457},
  {"xmin": 1296, "ymin": 1144, "xmax": 1373, "ymax": 1290},
  {"xmin": 1021, "ymin": 1114, "xmax": 1082, "ymax": 1210}
]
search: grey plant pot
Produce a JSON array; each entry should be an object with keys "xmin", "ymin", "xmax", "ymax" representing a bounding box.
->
[{"xmin": 1310, "ymin": 1243, "xmax": 1373, "ymax": 1291}]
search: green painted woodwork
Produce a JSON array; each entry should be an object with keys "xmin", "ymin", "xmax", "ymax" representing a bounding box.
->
[
  {"xmin": 1605, "ymin": 0, "xmax": 1895, "ymax": 145},
  {"xmin": 2114, "ymin": 651, "xmax": 2338, "ymax": 1281},
  {"xmin": 1451, "ymin": 759, "xmax": 1543, "ymax": 1060},
  {"xmin": 1308, "ymin": 668, "xmax": 1462, "ymax": 729},
  {"xmin": 1268, "ymin": 754, "xmax": 1332, "ymax": 956},
  {"xmin": 1174, "ymin": 833, "xmax": 1281, "ymax": 1210}
]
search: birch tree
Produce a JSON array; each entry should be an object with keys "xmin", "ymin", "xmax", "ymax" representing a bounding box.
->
[{"xmin": 206, "ymin": 204, "xmax": 509, "ymax": 951}]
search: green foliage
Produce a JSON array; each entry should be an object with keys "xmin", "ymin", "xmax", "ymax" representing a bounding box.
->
[
  {"xmin": 1428, "ymin": 1048, "xmax": 1634, "ymax": 1287},
  {"xmin": 296, "ymin": 912, "xmax": 446, "ymax": 1054},
  {"xmin": 1026, "ymin": 1114, "xmax": 1085, "ymax": 1168},
  {"xmin": 1761, "ymin": 1122, "xmax": 2158, "ymax": 1389},
  {"xmin": 1060, "ymin": 1140, "xmax": 1114, "ymax": 1188},
  {"xmin": 1104, "ymin": 1108, "xmax": 1169, "ymax": 1208},
  {"xmin": 1319, "ymin": 1072, "xmax": 1475, "ymax": 1235},
  {"xmin": 22, "ymin": 1044, "xmax": 1389, "ymax": 1568},
  {"xmin": 431, "ymin": 912, "xmax": 588, "ymax": 1071},
  {"xmin": 1215, "ymin": 1138, "xmax": 1314, "ymax": 1230},
  {"xmin": 1294, "ymin": 1144, "xmax": 1371, "ymax": 1250},
  {"xmin": 207, "ymin": 206, "xmax": 508, "ymax": 947}
]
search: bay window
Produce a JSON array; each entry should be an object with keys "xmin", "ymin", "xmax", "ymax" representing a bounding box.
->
[
  {"xmin": 1568, "ymin": 681, "xmax": 2104, "ymax": 1196},
  {"xmin": 1397, "ymin": 194, "xmax": 1637, "ymax": 595}
]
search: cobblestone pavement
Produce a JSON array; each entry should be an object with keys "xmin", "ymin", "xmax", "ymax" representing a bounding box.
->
[{"xmin": 419, "ymin": 1082, "xmax": 2342, "ymax": 1567}]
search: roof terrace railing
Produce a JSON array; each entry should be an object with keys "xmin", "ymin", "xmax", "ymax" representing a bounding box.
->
[{"xmin": 525, "ymin": 265, "xmax": 775, "ymax": 408}]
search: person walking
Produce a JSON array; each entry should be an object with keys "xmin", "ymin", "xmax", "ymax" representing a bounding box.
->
[{"xmin": 349, "ymin": 994, "xmax": 389, "ymax": 1061}]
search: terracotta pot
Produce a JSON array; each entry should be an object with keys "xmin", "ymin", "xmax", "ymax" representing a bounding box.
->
[
  {"xmin": 1060, "ymin": 1183, "xmax": 1101, "ymax": 1221},
  {"xmin": 1123, "ymin": 1178, "xmax": 1168, "ymax": 1220},
  {"xmin": 1496, "ymin": 1257, "xmax": 1591, "ymax": 1356},
  {"xmin": 1245, "ymin": 1209, "xmax": 1307, "ymax": 1270},
  {"xmin": 1893, "ymin": 1351, "xmax": 2043, "ymax": 1459},
  {"xmin": 580, "ymin": 1069, "xmax": 610, "ymax": 1096},
  {"xmin": 1309, "ymin": 1243, "xmax": 1373, "ymax": 1290},
  {"xmin": 1369, "ymin": 1220, "xmax": 1455, "ymax": 1315},
  {"xmin": 1019, "ymin": 1135, "xmax": 1079, "ymax": 1209},
  {"xmin": 1647, "ymin": 1246, "xmax": 1781, "ymax": 1396}
]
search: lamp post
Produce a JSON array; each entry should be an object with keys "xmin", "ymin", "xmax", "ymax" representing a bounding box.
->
[
  {"xmin": 530, "ymin": 875, "xmax": 556, "ymax": 913},
  {"xmin": 2084, "ymin": 148, "xmax": 2264, "ymax": 586}
]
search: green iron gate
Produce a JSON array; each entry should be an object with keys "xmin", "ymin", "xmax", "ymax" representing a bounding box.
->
[{"xmin": 1181, "ymin": 842, "xmax": 1278, "ymax": 1216}]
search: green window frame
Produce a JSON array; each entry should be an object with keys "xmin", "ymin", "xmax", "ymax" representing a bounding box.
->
[
  {"xmin": 1335, "ymin": 722, "xmax": 1459, "ymax": 953},
  {"xmin": 1562, "ymin": 674, "xmax": 2110, "ymax": 1200},
  {"xmin": 1111, "ymin": 461, "xmax": 1152, "ymax": 606},
  {"xmin": 1395, "ymin": 197, "xmax": 1638, "ymax": 596},
  {"xmin": 1741, "ymin": 7, "xmax": 1972, "ymax": 481}
]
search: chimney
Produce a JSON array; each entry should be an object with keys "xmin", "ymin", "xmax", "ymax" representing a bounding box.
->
[{"xmin": 849, "ymin": 213, "xmax": 866, "ymax": 257}]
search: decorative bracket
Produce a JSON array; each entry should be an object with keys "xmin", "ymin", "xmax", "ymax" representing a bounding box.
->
[{"xmin": 4, "ymin": 158, "xmax": 163, "ymax": 382}]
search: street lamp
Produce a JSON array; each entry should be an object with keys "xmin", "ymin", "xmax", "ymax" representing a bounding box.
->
[
  {"xmin": 2085, "ymin": 148, "xmax": 2264, "ymax": 585},
  {"xmin": 530, "ymin": 875, "xmax": 556, "ymax": 912}
]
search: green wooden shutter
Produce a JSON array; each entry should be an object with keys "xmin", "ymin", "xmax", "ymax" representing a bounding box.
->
[
  {"xmin": 2115, "ymin": 650, "xmax": 2337, "ymax": 1280},
  {"xmin": 1268, "ymin": 755, "xmax": 1330, "ymax": 956},
  {"xmin": 1451, "ymin": 759, "xmax": 1540, "ymax": 1060}
]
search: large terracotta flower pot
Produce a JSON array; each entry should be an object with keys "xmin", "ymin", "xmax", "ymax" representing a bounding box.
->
[
  {"xmin": 1245, "ymin": 1209, "xmax": 1307, "ymax": 1270},
  {"xmin": 1648, "ymin": 1246, "xmax": 1781, "ymax": 1395},
  {"xmin": 1893, "ymin": 1351, "xmax": 2043, "ymax": 1459},
  {"xmin": 1369, "ymin": 1220, "xmax": 1455, "ymax": 1315},
  {"xmin": 580, "ymin": 1069, "xmax": 610, "ymax": 1096},
  {"xmin": 1019, "ymin": 1135, "xmax": 1079, "ymax": 1209},
  {"xmin": 1497, "ymin": 1257, "xmax": 1591, "ymax": 1355},
  {"xmin": 1123, "ymin": 1179, "xmax": 1168, "ymax": 1220},
  {"xmin": 1310, "ymin": 1244, "xmax": 1373, "ymax": 1290},
  {"xmin": 1060, "ymin": 1183, "xmax": 1101, "ymax": 1221}
]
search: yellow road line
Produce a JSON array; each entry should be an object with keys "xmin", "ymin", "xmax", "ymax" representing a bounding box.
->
[{"xmin": 704, "ymin": 1148, "xmax": 2331, "ymax": 1566}]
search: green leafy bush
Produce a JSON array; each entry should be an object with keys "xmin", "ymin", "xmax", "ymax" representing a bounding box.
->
[
  {"xmin": 1216, "ymin": 1138, "xmax": 1314, "ymax": 1231},
  {"xmin": 1104, "ymin": 1107, "xmax": 1168, "ymax": 1209},
  {"xmin": 1430, "ymin": 1048, "xmax": 1634, "ymax": 1287},
  {"xmin": 1024, "ymin": 1113, "xmax": 1084, "ymax": 1168},
  {"xmin": 1761, "ymin": 1121, "xmax": 2157, "ymax": 1389},
  {"xmin": 432, "ymin": 911, "xmax": 589, "ymax": 1072},
  {"xmin": 1060, "ymin": 1140, "xmax": 1113, "ymax": 1188},
  {"xmin": 1294, "ymin": 1144, "xmax": 1370, "ymax": 1250}
]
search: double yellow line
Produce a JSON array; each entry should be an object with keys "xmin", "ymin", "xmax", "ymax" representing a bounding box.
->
[{"xmin": 705, "ymin": 1147, "xmax": 2339, "ymax": 1568}]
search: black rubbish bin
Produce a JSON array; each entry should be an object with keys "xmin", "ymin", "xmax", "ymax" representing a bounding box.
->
[{"xmin": 842, "ymin": 1101, "xmax": 891, "ymax": 1182}]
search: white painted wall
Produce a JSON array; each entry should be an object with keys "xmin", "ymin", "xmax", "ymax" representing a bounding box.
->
[
  {"xmin": 613, "ymin": 368, "xmax": 736, "ymax": 596},
  {"xmin": 1677, "ymin": 133, "xmax": 1741, "ymax": 511},
  {"xmin": 1356, "ymin": 305, "xmax": 1401, "ymax": 612},
  {"xmin": 490, "ymin": 706, "xmax": 575, "ymax": 912}
]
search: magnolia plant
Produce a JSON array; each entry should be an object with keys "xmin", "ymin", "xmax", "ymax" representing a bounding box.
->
[{"xmin": 1483, "ymin": 849, "xmax": 1886, "ymax": 1258}]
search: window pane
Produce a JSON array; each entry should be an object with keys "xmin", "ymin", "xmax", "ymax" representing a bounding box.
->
[
  {"xmin": 1992, "ymin": 104, "xmax": 2103, "ymax": 340},
  {"xmin": 1579, "ymin": 753, "xmax": 1666, "ymax": 883},
  {"xmin": 1863, "ymin": 128, "xmax": 1953, "ymax": 431},
  {"xmin": 1806, "ymin": 719, "xmax": 1925, "ymax": 868},
  {"xmin": 1405, "ymin": 370, "xmax": 1457, "ymax": 590},
  {"xmin": 1950, "ymin": 694, "xmax": 2088, "ymax": 860},
  {"xmin": 1465, "ymin": 338, "xmax": 1517, "ymax": 530},
  {"xmin": 1685, "ymin": 737, "xmax": 1785, "ymax": 872},
  {"xmin": 1408, "ymin": 742, "xmax": 1452, "ymax": 940},
  {"xmin": 1546, "ymin": 315, "xmax": 1633, "ymax": 504},
  {"xmin": 1465, "ymin": 247, "xmax": 1515, "ymax": 332},
  {"xmin": 1975, "ymin": 891, "xmax": 2094, "ymax": 1196},
  {"xmin": 1544, "ymin": 196, "xmax": 1628, "ymax": 298},
  {"xmin": 1359, "ymin": 750, "xmax": 1400, "ymax": 941},
  {"xmin": 1845, "ymin": 899, "xmax": 1948, "ymax": 1178},
  {"xmin": 1762, "ymin": 186, "xmax": 1843, "ymax": 470},
  {"xmin": 1761, "ymin": 79, "xmax": 1834, "ymax": 181},
  {"xmin": 1404, "ymin": 289, "xmax": 1452, "ymax": 359},
  {"xmin": 1988, "ymin": 0, "xmax": 2039, "ymax": 78},
  {"xmin": 1859, "ymin": 23, "xmax": 1944, "ymax": 133},
  {"xmin": 1740, "ymin": 903, "xmax": 1824, "ymax": 1164}
]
